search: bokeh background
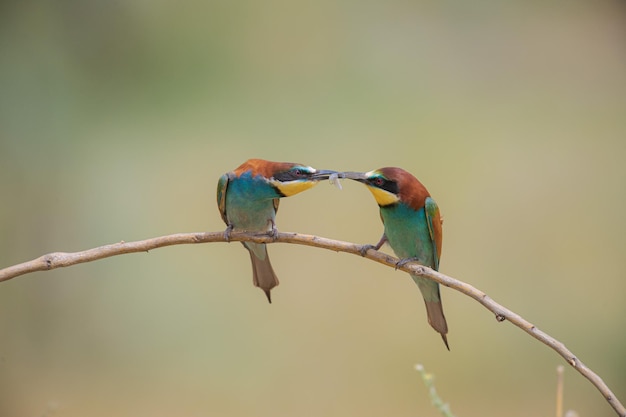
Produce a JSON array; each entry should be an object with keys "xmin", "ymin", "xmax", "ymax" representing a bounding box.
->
[{"xmin": 1, "ymin": 1, "xmax": 625, "ymax": 416}]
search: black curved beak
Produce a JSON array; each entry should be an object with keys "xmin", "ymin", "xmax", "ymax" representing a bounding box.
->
[
  {"xmin": 341, "ymin": 171, "xmax": 368, "ymax": 182},
  {"xmin": 311, "ymin": 169, "xmax": 339, "ymax": 180}
]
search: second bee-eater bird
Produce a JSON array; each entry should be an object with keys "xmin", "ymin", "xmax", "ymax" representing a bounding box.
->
[
  {"xmin": 344, "ymin": 168, "xmax": 449, "ymax": 349},
  {"xmin": 217, "ymin": 159, "xmax": 335, "ymax": 303}
]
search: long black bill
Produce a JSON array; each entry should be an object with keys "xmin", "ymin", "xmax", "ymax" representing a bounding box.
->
[
  {"xmin": 340, "ymin": 171, "xmax": 368, "ymax": 182},
  {"xmin": 311, "ymin": 169, "xmax": 339, "ymax": 180}
]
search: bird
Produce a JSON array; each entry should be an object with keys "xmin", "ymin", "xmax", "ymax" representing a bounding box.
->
[
  {"xmin": 217, "ymin": 159, "xmax": 336, "ymax": 303},
  {"xmin": 344, "ymin": 167, "xmax": 449, "ymax": 349}
]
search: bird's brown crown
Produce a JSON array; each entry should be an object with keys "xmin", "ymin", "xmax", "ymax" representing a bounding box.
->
[
  {"xmin": 233, "ymin": 159, "xmax": 300, "ymax": 179},
  {"xmin": 372, "ymin": 167, "xmax": 431, "ymax": 210}
]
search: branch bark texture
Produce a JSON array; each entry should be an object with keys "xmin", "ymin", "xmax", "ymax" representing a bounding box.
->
[{"xmin": 0, "ymin": 231, "xmax": 624, "ymax": 416}]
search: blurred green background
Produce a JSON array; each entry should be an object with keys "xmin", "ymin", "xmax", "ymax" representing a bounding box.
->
[{"xmin": 1, "ymin": 1, "xmax": 625, "ymax": 416}]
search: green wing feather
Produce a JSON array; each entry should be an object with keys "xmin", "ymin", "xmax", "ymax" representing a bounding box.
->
[
  {"xmin": 216, "ymin": 173, "xmax": 230, "ymax": 225},
  {"xmin": 424, "ymin": 197, "xmax": 442, "ymax": 271}
]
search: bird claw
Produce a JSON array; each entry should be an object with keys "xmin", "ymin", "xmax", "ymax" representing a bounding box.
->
[
  {"xmin": 395, "ymin": 257, "xmax": 419, "ymax": 270},
  {"xmin": 358, "ymin": 244, "xmax": 377, "ymax": 257},
  {"xmin": 224, "ymin": 224, "xmax": 234, "ymax": 242},
  {"xmin": 267, "ymin": 223, "xmax": 278, "ymax": 241}
]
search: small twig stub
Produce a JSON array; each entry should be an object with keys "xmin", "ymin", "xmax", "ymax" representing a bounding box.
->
[{"xmin": 0, "ymin": 230, "xmax": 623, "ymax": 416}]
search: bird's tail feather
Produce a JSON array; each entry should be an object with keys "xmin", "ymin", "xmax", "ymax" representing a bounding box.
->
[
  {"xmin": 424, "ymin": 300, "xmax": 449, "ymax": 350},
  {"xmin": 246, "ymin": 244, "xmax": 279, "ymax": 303}
]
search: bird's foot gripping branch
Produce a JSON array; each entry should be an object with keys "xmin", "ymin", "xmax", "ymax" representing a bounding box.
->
[{"xmin": 0, "ymin": 230, "xmax": 624, "ymax": 416}]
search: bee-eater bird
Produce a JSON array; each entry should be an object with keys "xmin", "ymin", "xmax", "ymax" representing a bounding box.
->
[
  {"xmin": 344, "ymin": 168, "xmax": 449, "ymax": 349},
  {"xmin": 217, "ymin": 159, "xmax": 336, "ymax": 303}
]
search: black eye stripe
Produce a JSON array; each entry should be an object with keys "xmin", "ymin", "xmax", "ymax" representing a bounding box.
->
[
  {"xmin": 273, "ymin": 168, "xmax": 312, "ymax": 182},
  {"xmin": 370, "ymin": 177, "xmax": 398, "ymax": 194}
]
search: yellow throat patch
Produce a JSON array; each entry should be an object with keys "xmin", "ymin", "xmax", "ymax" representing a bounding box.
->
[
  {"xmin": 272, "ymin": 180, "xmax": 319, "ymax": 197},
  {"xmin": 367, "ymin": 186, "xmax": 399, "ymax": 206}
]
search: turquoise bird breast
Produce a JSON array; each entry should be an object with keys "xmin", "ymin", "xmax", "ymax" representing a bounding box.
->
[
  {"xmin": 221, "ymin": 171, "xmax": 281, "ymax": 232},
  {"xmin": 380, "ymin": 204, "xmax": 435, "ymax": 268}
]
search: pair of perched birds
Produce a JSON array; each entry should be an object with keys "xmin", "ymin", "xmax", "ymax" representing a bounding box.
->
[{"xmin": 217, "ymin": 159, "xmax": 449, "ymax": 349}]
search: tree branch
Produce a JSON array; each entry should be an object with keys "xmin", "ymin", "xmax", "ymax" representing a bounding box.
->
[{"xmin": 0, "ymin": 231, "xmax": 624, "ymax": 416}]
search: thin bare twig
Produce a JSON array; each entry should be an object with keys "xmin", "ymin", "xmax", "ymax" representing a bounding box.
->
[
  {"xmin": 0, "ymin": 231, "xmax": 624, "ymax": 416},
  {"xmin": 557, "ymin": 365, "xmax": 565, "ymax": 417}
]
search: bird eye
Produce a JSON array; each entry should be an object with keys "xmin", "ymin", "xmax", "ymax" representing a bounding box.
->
[
  {"xmin": 293, "ymin": 169, "xmax": 304, "ymax": 176},
  {"xmin": 373, "ymin": 177, "xmax": 384, "ymax": 186}
]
